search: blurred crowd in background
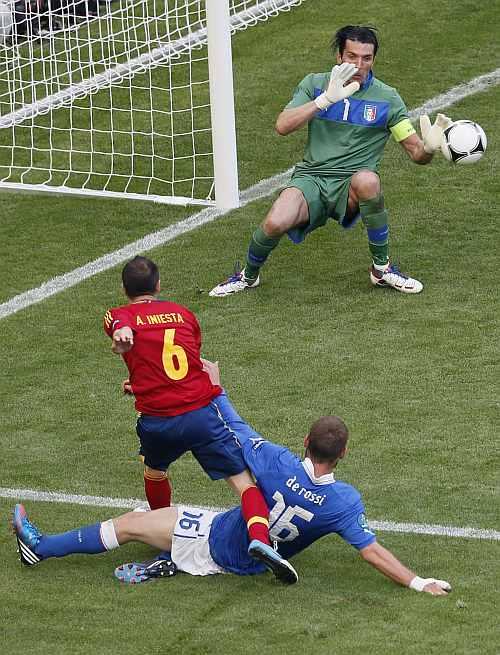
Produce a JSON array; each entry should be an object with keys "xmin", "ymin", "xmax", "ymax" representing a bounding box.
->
[{"xmin": 0, "ymin": 0, "xmax": 112, "ymax": 44}]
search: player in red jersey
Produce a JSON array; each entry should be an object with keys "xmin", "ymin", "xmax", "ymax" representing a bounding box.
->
[{"xmin": 103, "ymin": 256, "xmax": 297, "ymax": 583}]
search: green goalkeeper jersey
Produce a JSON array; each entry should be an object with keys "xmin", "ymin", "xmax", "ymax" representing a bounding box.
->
[{"xmin": 286, "ymin": 71, "xmax": 415, "ymax": 176}]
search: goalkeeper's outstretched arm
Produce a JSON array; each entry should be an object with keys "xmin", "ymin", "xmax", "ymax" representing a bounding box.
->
[
  {"xmin": 359, "ymin": 541, "xmax": 451, "ymax": 596},
  {"xmin": 399, "ymin": 133, "xmax": 434, "ymax": 165},
  {"xmin": 400, "ymin": 113, "xmax": 453, "ymax": 164}
]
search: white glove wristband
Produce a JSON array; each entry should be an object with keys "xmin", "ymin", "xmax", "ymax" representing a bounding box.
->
[
  {"xmin": 409, "ymin": 576, "xmax": 451, "ymax": 592},
  {"xmin": 314, "ymin": 93, "xmax": 333, "ymax": 111},
  {"xmin": 409, "ymin": 576, "xmax": 427, "ymax": 592}
]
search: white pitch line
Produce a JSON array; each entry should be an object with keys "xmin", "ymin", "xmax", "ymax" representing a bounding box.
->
[
  {"xmin": 369, "ymin": 520, "xmax": 500, "ymax": 541},
  {"xmin": 0, "ymin": 486, "xmax": 146, "ymax": 509},
  {"xmin": 2, "ymin": 486, "xmax": 499, "ymax": 541},
  {"xmin": 1, "ymin": 66, "xmax": 499, "ymax": 322},
  {"xmin": 408, "ymin": 68, "xmax": 500, "ymax": 118}
]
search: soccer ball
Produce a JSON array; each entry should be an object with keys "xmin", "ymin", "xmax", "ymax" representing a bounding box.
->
[{"xmin": 441, "ymin": 120, "xmax": 487, "ymax": 164}]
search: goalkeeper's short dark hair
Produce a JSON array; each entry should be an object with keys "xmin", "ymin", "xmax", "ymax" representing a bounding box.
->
[
  {"xmin": 307, "ymin": 416, "xmax": 349, "ymax": 463},
  {"xmin": 332, "ymin": 25, "xmax": 379, "ymax": 57},
  {"xmin": 122, "ymin": 256, "xmax": 159, "ymax": 298}
]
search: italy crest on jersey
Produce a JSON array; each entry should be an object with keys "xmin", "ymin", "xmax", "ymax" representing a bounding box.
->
[{"xmin": 363, "ymin": 104, "xmax": 377, "ymax": 122}]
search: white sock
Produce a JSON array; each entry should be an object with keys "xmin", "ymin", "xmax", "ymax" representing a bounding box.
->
[
  {"xmin": 373, "ymin": 261, "xmax": 390, "ymax": 272},
  {"xmin": 100, "ymin": 519, "xmax": 119, "ymax": 551}
]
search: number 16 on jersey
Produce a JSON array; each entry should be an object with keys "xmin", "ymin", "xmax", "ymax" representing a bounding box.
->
[{"xmin": 268, "ymin": 491, "xmax": 314, "ymax": 542}]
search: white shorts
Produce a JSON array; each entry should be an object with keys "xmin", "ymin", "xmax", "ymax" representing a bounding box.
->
[{"xmin": 171, "ymin": 506, "xmax": 227, "ymax": 576}]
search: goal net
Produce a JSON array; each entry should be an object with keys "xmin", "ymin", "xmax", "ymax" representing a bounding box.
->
[{"xmin": 0, "ymin": 0, "xmax": 304, "ymax": 208}]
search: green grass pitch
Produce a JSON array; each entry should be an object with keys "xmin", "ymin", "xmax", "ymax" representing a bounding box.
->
[{"xmin": 1, "ymin": 1, "xmax": 499, "ymax": 654}]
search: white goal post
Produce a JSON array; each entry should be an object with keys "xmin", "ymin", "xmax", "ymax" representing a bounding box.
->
[{"xmin": 0, "ymin": 0, "xmax": 304, "ymax": 209}]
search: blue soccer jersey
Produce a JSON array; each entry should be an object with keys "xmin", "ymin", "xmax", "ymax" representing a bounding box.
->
[{"xmin": 208, "ymin": 393, "xmax": 376, "ymax": 575}]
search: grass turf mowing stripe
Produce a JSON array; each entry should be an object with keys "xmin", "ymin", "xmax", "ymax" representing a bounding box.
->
[
  {"xmin": 2, "ymin": 486, "xmax": 499, "ymax": 541},
  {"xmin": 0, "ymin": 169, "xmax": 292, "ymax": 320},
  {"xmin": 0, "ymin": 67, "xmax": 499, "ymax": 321}
]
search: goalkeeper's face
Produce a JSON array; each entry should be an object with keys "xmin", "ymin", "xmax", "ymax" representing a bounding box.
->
[{"xmin": 336, "ymin": 39, "xmax": 375, "ymax": 85}]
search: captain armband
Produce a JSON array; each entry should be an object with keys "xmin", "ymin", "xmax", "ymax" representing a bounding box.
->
[{"xmin": 390, "ymin": 118, "xmax": 416, "ymax": 142}]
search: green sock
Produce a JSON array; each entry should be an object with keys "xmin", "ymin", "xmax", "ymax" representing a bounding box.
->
[
  {"xmin": 245, "ymin": 227, "xmax": 281, "ymax": 279},
  {"xmin": 359, "ymin": 194, "xmax": 390, "ymax": 267}
]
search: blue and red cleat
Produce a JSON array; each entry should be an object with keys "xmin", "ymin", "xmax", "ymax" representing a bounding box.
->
[
  {"xmin": 114, "ymin": 552, "xmax": 177, "ymax": 584},
  {"xmin": 248, "ymin": 539, "xmax": 298, "ymax": 584},
  {"xmin": 12, "ymin": 503, "xmax": 43, "ymax": 566}
]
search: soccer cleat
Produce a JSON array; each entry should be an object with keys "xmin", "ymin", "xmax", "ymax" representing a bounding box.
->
[
  {"xmin": 248, "ymin": 540, "xmax": 298, "ymax": 585},
  {"xmin": 114, "ymin": 553, "xmax": 177, "ymax": 584},
  {"xmin": 208, "ymin": 269, "xmax": 260, "ymax": 297},
  {"xmin": 12, "ymin": 504, "xmax": 43, "ymax": 566},
  {"xmin": 370, "ymin": 263, "xmax": 423, "ymax": 294}
]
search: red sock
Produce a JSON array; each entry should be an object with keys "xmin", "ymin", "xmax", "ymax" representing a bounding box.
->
[
  {"xmin": 144, "ymin": 473, "xmax": 172, "ymax": 509},
  {"xmin": 241, "ymin": 485, "xmax": 270, "ymax": 545}
]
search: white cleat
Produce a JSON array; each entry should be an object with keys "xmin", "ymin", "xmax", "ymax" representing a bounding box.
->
[
  {"xmin": 209, "ymin": 270, "xmax": 260, "ymax": 297},
  {"xmin": 370, "ymin": 263, "xmax": 423, "ymax": 294}
]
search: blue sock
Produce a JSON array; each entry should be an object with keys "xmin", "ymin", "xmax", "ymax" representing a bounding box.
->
[{"xmin": 36, "ymin": 522, "xmax": 107, "ymax": 559}]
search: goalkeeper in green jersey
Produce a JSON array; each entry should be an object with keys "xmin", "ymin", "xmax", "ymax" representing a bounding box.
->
[{"xmin": 210, "ymin": 25, "xmax": 451, "ymax": 297}]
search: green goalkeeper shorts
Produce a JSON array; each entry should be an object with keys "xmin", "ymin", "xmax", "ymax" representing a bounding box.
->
[{"xmin": 284, "ymin": 172, "xmax": 353, "ymax": 244}]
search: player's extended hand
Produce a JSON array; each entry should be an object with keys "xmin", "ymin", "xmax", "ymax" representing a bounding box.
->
[
  {"xmin": 201, "ymin": 357, "xmax": 220, "ymax": 386},
  {"xmin": 314, "ymin": 63, "xmax": 360, "ymax": 111},
  {"xmin": 410, "ymin": 576, "xmax": 452, "ymax": 596},
  {"xmin": 423, "ymin": 580, "xmax": 451, "ymax": 596},
  {"xmin": 419, "ymin": 113, "xmax": 453, "ymax": 154},
  {"xmin": 112, "ymin": 326, "xmax": 134, "ymax": 354},
  {"xmin": 122, "ymin": 378, "xmax": 134, "ymax": 395}
]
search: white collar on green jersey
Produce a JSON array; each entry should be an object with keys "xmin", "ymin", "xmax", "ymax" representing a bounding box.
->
[{"xmin": 302, "ymin": 457, "xmax": 335, "ymax": 485}]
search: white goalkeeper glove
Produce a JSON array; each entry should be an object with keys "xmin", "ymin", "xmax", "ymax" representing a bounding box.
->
[
  {"xmin": 419, "ymin": 113, "xmax": 453, "ymax": 154},
  {"xmin": 314, "ymin": 63, "xmax": 360, "ymax": 111},
  {"xmin": 409, "ymin": 576, "xmax": 452, "ymax": 594}
]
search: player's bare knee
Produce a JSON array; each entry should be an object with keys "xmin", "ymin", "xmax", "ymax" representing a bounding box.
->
[
  {"xmin": 113, "ymin": 512, "xmax": 140, "ymax": 542},
  {"xmin": 262, "ymin": 214, "xmax": 288, "ymax": 237},
  {"xmin": 350, "ymin": 170, "xmax": 380, "ymax": 199}
]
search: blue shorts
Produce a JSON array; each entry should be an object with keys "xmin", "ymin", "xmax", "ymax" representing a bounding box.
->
[{"xmin": 136, "ymin": 393, "xmax": 248, "ymax": 480}]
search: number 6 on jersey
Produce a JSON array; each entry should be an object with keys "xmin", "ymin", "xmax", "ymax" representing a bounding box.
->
[{"xmin": 162, "ymin": 328, "xmax": 189, "ymax": 380}]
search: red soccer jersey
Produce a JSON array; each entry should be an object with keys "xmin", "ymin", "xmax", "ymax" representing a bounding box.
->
[{"xmin": 103, "ymin": 299, "xmax": 222, "ymax": 416}]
